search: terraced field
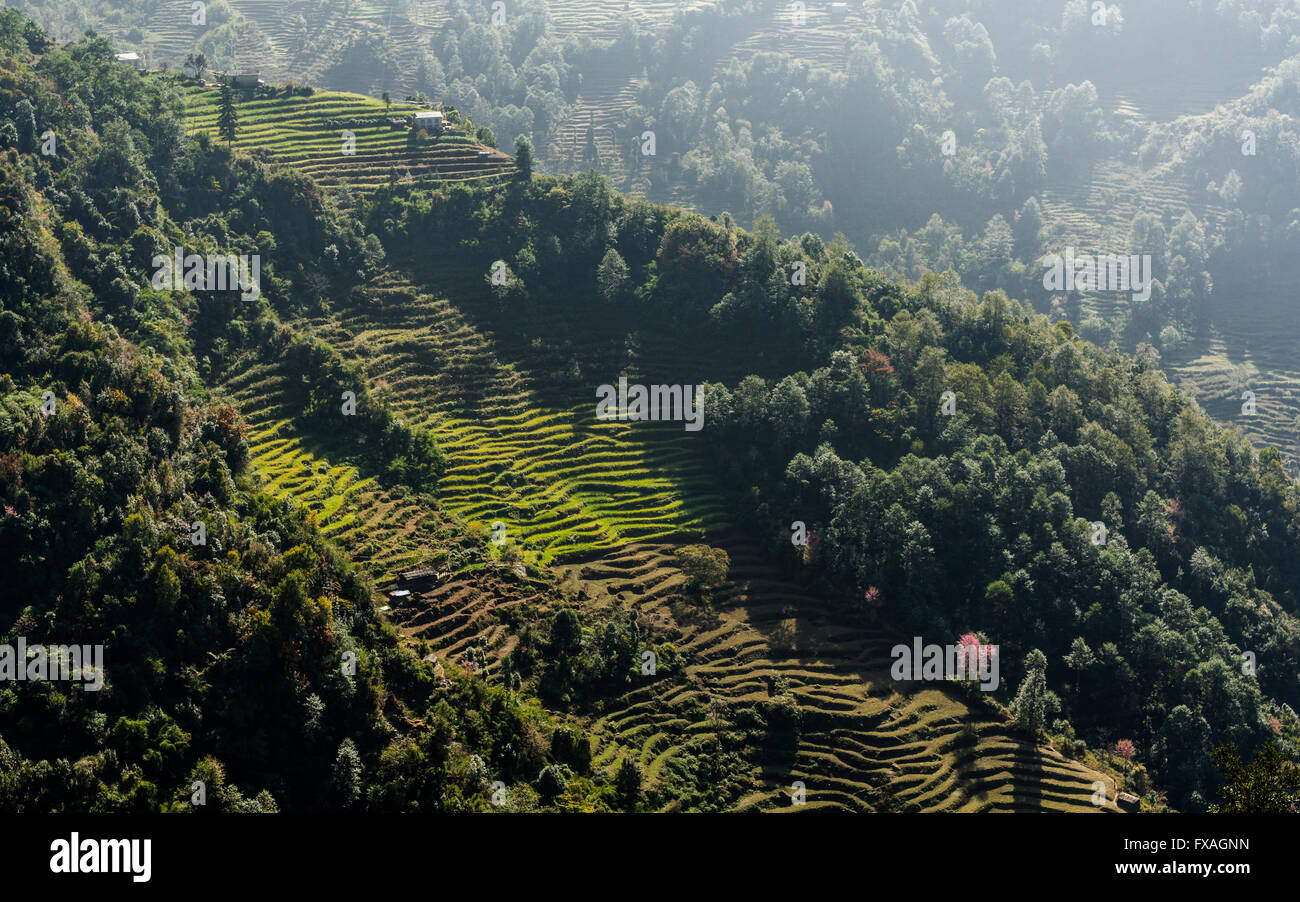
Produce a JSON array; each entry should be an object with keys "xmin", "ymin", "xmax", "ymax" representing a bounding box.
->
[
  {"xmin": 1035, "ymin": 88, "xmax": 1299, "ymax": 467},
  {"xmin": 220, "ymin": 365, "xmax": 448, "ymax": 578},
  {"xmin": 720, "ymin": 3, "xmax": 859, "ymax": 75},
  {"xmin": 1036, "ymin": 157, "xmax": 1223, "ymax": 343},
  {"xmin": 182, "ymin": 85, "xmax": 515, "ymax": 192},
  {"xmin": 37, "ymin": 0, "xmax": 867, "ymax": 194},
  {"xmin": 564, "ymin": 540, "xmax": 1117, "ymax": 812},
  {"xmin": 84, "ymin": 0, "xmax": 711, "ymax": 95},
  {"xmin": 1166, "ymin": 276, "xmax": 1300, "ymax": 463},
  {"xmin": 215, "ymin": 244, "xmax": 1121, "ymax": 811},
  {"xmin": 551, "ymin": 58, "xmax": 641, "ymax": 186},
  {"xmin": 98, "ymin": 0, "xmax": 452, "ymax": 94}
]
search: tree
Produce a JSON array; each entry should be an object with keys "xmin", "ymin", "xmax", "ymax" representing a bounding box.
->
[
  {"xmin": 1014, "ymin": 196, "xmax": 1044, "ymax": 259},
  {"xmin": 331, "ymin": 739, "xmax": 362, "ymax": 808},
  {"xmin": 184, "ymin": 52, "xmax": 208, "ymax": 81},
  {"xmin": 382, "ymin": 90, "xmax": 390, "ymax": 112},
  {"xmin": 613, "ymin": 757, "xmax": 643, "ymax": 811},
  {"xmin": 1210, "ymin": 742, "xmax": 1300, "ymax": 813},
  {"xmin": 513, "ymin": 134, "xmax": 534, "ymax": 180},
  {"xmin": 674, "ymin": 545, "xmax": 730, "ymax": 593},
  {"xmin": 816, "ymin": 258, "xmax": 859, "ymax": 331},
  {"xmin": 596, "ymin": 248, "xmax": 630, "ymax": 302},
  {"xmin": 536, "ymin": 764, "xmax": 567, "ymax": 803},
  {"xmin": 550, "ymin": 608, "xmax": 582, "ymax": 656},
  {"xmin": 1012, "ymin": 649, "xmax": 1049, "ymax": 736},
  {"xmin": 13, "ymin": 98, "xmax": 35, "ymax": 153},
  {"xmin": 582, "ymin": 123, "xmax": 600, "ymax": 170},
  {"xmin": 217, "ymin": 83, "xmax": 238, "ymax": 145},
  {"xmin": 984, "ymin": 579, "xmax": 1014, "ymax": 618}
]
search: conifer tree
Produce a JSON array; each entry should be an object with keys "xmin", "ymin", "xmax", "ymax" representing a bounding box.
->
[{"xmin": 217, "ymin": 82, "xmax": 238, "ymax": 145}]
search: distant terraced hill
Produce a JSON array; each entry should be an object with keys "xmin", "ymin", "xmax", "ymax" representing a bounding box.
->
[
  {"xmin": 719, "ymin": 2, "xmax": 858, "ymax": 75},
  {"xmin": 1034, "ymin": 86, "xmax": 1300, "ymax": 468},
  {"xmin": 47, "ymin": 0, "xmax": 864, "ymax": 193},
  {"xmin": 49, "ymin": 0, "xmax": 700, "ymax": 94},
  {"xmin": 181, "ymin": 84, "xmax": 515, "ymax": 192}
]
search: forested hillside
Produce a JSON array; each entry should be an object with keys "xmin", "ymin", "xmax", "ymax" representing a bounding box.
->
[
  {"xmin": 355, "ymin": 175, "xmax": 1300, "ymax": 811},
  {"xmin": 12, "ymin": 0, "xmax": 1300, "ymax": 476},
  {"xmin": 2, "ymin": 5, "xmax": 1299, "ymax": 814},
  {"xmin": 0, "ymin": 13, "xmax": 607, "ymax": 811}
]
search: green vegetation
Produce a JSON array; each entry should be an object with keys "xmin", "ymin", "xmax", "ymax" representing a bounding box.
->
[
  {"xmin": 1210, "ymin": 741, "xmax": 1300, "ymax": 813},
  {"xmin": 180, "ymin": 83, "xmax": 514, "ymax": 194},
  {"xmin": 0, "ymin": 15, "xmax": 594, "ymax": 811},
  {"xmin": 20, "ymin": 0, "xmax": 1300, "ymax": 473},
  {"xmin": 5, "ymin": 3, "xmax": 1300, "ymax": 816}
]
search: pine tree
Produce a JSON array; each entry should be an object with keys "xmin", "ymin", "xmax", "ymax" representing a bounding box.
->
[
  {"xmin": 614, "ymin": 757, "xmax": 643, "ymax": 811},
  {"xmin": 1012, "ymin": 649, "xmax": 1049, "ymax": 736},
  {"xmin": 582, "ymin": 122, "xmax": 600, "ymax": 170},
  {"xmin": 514, "ymin": 134, "xmax": 534, "ymax": 180},
  {"xmin": 217, "ymin": 83, "xmax": 238, "ymax": 145},
  {"xmin": 596, "ymin": 248, "xmax": 630, "ymax": 302}
]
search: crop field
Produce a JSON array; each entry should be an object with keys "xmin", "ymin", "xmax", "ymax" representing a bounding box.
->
[
  {"xmin": 182, "ymin": 85, "xmax": 515, "ymax": 192},
  {"xmin": 549, "ymin": 1, "xmax": 861, "ymax": 190},
  {"xmin": 153, "ymin": 12, "xmax": 1183, "ymax": 811},
  {"xmin": 1167, "ymin": 278, "xmax": 1300, "ymax": 464},
  {"xmin": 100, "ymin": 0, "xmax": 450, "ymax": 93},
  {"xmin": 81, "ymin": 0, "xmax": 868, "ymax": 193}
]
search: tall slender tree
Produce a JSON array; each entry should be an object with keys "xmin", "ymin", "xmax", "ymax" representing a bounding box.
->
[
  {"xmin": 217, "ymin": 82, "xmax": 238, "ymax": 145},
  {"xmin": 1012, "ymin": 649, "xmax": 1049, "ymax": 736}
]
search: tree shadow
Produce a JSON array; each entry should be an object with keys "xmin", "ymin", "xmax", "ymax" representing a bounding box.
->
[{"xmin": 1011, "ymin": 737, "xmax": 1045, "ymax": 811}]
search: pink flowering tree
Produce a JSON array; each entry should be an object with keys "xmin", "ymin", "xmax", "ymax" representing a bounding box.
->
[
  {"xmin": 863, "ymin": 585, "xmax": 883, "ymax": 620},
  {"xmin": 956, "ymin": 631, "xmax": 995, "ymax": 672}
]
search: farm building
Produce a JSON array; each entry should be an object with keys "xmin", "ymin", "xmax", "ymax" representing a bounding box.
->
[
  {"xmin": 829, "ymin": 2, "xmax": 849, "ymax": 19},
  {"xmin": 398, "ymin": 566, "xmax": 447, "ymax": 591},
  {"xmin": 115, "ymin": 51, "xmax": 145, "ymax": 70},
  {"xmin": 412, "ymin": 110, "xmax": 445, "ymax": 132},
  {"xmin": 228, "ymin": 71, "xmax": 264, "ymax": 89}
]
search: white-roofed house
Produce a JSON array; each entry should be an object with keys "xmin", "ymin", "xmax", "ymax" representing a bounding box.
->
[
  {"xmin": 115, "ymin": 51, "xmax": 145, "ymax": 71},
  {"xmin": 412, "ymin": 110, "xmax": 445, "ymax": 133}
]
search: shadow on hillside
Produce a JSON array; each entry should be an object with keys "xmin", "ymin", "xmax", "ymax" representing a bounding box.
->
[
  {"xmin": 950, "ymin": 714, "xmax": 987, "ymax": 810},
  {"xmin": 1010, "ymin": 739, "xmax": 1045, "ymax": 811},
  {"xmin": 667, "ymin": 595, "xmax": 725, "ymax": 634}
]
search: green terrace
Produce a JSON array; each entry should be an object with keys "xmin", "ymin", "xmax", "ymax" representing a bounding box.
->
[{"xmin": 181, "ymin": 85, "xmax": 515, "ymax": 192}]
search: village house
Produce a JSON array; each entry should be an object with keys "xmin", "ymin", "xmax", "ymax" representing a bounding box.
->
[
  {"xmin": 227, "ymin": 71, "xmax": 264, "ymax": 89},
  {"xmin": 412, "ymin": 110, "xmax": 444, "ymax": 133},
  {"xmin": 115, "ymin": 51, "xmax": 145, "ymax": 71},
  {"xmin": 397, "ymin": 566, "xmax": 448, "ymax": 592}
]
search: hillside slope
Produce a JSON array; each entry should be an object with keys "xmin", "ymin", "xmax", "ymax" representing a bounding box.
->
[{"xmin": 7, "ymin": 9, "xmax": 1300, "ymax": 815}]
